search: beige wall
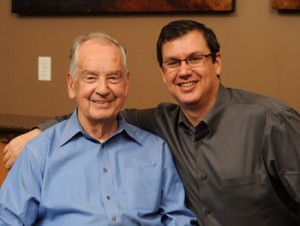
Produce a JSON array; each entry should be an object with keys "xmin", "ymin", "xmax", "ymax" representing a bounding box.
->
[{"xmin": 1, "ymin": 0, "xmax": 299, "ymax": 117}]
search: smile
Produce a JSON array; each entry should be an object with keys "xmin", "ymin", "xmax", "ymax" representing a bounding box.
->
[
  {"xmin": 179, "ymin": 81, "xmax": 196, "ymax": 87},
  {"xmin": 92, "ymin": 100, "xmax": 110, "ymax": 105}
]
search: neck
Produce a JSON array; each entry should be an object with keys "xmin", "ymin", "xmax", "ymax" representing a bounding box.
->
[
  {"xmin": 79, "ymin": 115, "xmax": 119, "ymax": 142},
  {"xmin": 181, "ymin": 84, "xmax": 219, "ymax": 127}
]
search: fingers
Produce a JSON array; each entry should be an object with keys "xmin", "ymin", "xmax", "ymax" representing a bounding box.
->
[
  {"xmin": 3, "ymin": 142, "xmax": 10, "ymax": 154},
  {"xmin": 3, "ymin": 156, "xmax": 14, "ymax": 169},
  {"xmin": 3, "ymin": 143, "xmax": 17, "ymax": 169}
]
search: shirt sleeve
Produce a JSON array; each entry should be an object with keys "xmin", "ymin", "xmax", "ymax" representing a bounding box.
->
[
  {"xmin": 263, "ymin": 107, "xmax": 300, "ymax": 218},
  {"xmin": 0, "ymin": 138, "xmax": 45, "ymax": 225},
  {"xmin": 36, "ymin": 113, "xmax": 71, "ymax": 131},
  {"xmin": 121, "ymin": 108, "xmax": 158, "ymax": 133}
]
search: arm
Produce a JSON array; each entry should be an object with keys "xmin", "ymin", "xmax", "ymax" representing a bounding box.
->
[
  {"xmin": 121, "ymin": 108, "xmax": 158, "ymax": 133},
  {"xmin": 2, "ymin": 113, "xmax": 71, "ymax": 169},
  {"xmin": 3, "ymin": 128, "xmax": 41, "ymax": 169},
  {"xmin": 263, "ymin": 108, "xmax": 300, "ymax": 221},
  {"xmin": 35, "ymin": 114, "xmax": 71, "ymax": 131},
  {"xmin": 0, "ymin": 138, "xmax": 44, "ymax": 225}
]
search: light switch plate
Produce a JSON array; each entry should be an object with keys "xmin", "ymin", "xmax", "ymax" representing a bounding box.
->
[{"xmin": 38, "ymin": 56, "xmax": 51, "ymax": 81}]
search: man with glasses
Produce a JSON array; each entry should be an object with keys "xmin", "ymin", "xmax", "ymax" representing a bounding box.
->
[{"xmin": 3, "ymin": 20, "xmax": 300, "ymax": 226}]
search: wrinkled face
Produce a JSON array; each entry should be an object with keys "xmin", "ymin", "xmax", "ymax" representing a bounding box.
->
[
  {"xmin": 160, "ymin": 30, "xmax": 221, "ymax": 110},
  {"xmin": 67, "ymin": 39, "xmax": 129, "ymax": 126}
]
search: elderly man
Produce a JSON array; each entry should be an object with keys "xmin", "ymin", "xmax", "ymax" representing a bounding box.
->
[{"xmin": 0, "ymin": 32, "xmax": 198, "ymax": 225}]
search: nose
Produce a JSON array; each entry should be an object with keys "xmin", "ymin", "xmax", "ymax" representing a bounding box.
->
[
  {"xmin": 95, "ymin": 79, "xmax": 110, "ymax": 96},
  {"xmin": 178, "ymin": 60, "xmax": 192, "ymax": 77}
]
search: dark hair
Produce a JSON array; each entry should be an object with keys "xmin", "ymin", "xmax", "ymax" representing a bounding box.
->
[{"xmin": 156, "ymin": 20, "xmax": 221, "ymax": 67}]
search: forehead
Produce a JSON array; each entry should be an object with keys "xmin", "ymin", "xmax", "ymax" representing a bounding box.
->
[
  {"xmin": 162, "ymin": 31, "xmax": 209, "ymax": 58},
  {"xmin": 78, "ymin": 39, "xmax": 123, "ymax": 69},
  {"xmin": 79, "ymin": 39, "xmax": 120, "ymax": 58}
]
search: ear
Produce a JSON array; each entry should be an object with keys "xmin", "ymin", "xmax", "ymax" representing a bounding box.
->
[
  {"xmin": 67, "ymin": 73, "xmax": 76, "ymax": 99},
  {"xmin": 124, "ymin": 72, "xmax": 130, "ymax": 98},
  {"xmin": 214, "ymin": 52, "xmax": 222, "ymax": 76}
]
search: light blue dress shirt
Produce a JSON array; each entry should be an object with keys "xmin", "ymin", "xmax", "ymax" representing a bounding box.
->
[{"xmin": 0, "ymin": 109, "xmax": 197, "ymax": 226}]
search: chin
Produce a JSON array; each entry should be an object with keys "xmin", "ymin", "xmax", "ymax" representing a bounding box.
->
[
  {"xmin": 177, "ymin": 95, "xmax": 199, "ymax": 104},
  {"xmin": 180, "ymin": 98, "xmax": 201, "ymax": 107}
]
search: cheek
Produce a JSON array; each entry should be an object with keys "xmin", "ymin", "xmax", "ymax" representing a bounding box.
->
[
  {"xmin": 163, "ymin": 74, "xmax": 175, "ymax": 86},
  {"xmin": 117, "ymin": 89, "xmax": 129, "ymax": 100},
  {"xmin": 203, "ymin": 65, "xmax": 218, "ymax": 79},
  {"xmin": 160, "ymin": 70, "xmax": 168, "ymax": 85},
  {"xmin": 76, "ymin": 85, "xmax": 95, "ymax": 100}
]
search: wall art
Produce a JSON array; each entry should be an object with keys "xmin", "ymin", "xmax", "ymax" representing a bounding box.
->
[
  {"xmin": 12, "ymin": 0, "xmax": 235, "ymax": 15},
  {"xmin": 272, "ymin": 0, "xmax": 300, "ymax": 10}
]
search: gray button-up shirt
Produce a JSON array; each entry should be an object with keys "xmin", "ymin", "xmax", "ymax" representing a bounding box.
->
[{"xmin": 123, "ymin": 84, "xmax": 300, "ymax": 226}]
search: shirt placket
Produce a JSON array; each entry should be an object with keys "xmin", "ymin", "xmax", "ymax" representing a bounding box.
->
[
  {"xmin": 100, "ymin": 143, "xmax": 122, "ymax": 226},
  {"xmin": 194, "ymin": 123, "xmax": 216, "ymax": 223}
]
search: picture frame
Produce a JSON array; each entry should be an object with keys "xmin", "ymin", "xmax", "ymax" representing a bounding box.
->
[
  {"xmin": 12, "ymin": 0, "xmax": 235, "ymax": 15},
  {"xmin": 272, "ymin": 0, "xmax": 300, "ymax": 10}
]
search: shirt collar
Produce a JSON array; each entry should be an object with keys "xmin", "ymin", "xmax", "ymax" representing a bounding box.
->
[
  {"xmin": 203, "ymin": 83, "xmax": 231, "ymax": 134},
  {"xmin": 60, "ymin": 108, "xmax": 143, "ymax": 146}
]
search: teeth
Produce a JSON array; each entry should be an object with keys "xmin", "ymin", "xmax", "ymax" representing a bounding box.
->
[
  {"xmin": 94, "ymin": 100, "xmax": 106, "ymax": 104},
  {"xmin": 180, "ymin": 82, "xmax": 194, "ymax": 87}
]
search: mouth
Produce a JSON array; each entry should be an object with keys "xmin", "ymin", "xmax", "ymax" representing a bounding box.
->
[
  {"xmin": 92, "ymin": 100, "xmax": 111, "ymax": 107},
  {"xmin": 93, "ymin": 100, "xmax": 107, "ymax": 104},
  {"xmin": 178, "ymin": 81, "xmax": 197, "ymax": 87}
]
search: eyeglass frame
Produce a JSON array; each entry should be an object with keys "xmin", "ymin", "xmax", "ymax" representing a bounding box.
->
[{"xmin": 161, "ymin": 53, "xmax": 216, "ymax": 73}]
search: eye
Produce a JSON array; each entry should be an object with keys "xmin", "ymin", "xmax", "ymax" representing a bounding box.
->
[
  {"xmin": 167, "ymin": 61, "xmax": 178, "ymax": 65},
  {"xmin": 87, "ymin": 75, "xmax": 96, "ymax": 80},
  {"xmin": 107, "ymin": 73, "xmax": 122, "ymax": 84},
  {"xmin": 82, "ymin": 74, "xmax": 97, "ymax": 83},
  {"xmin": 188, "ymin": 56, "xmax": 203, "ymax": 63},
  {"xmin": 165, "ymin": 60, "xmax": 181, "ymax": 68}
]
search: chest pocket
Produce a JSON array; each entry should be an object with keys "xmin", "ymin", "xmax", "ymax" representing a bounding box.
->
[
  {"xmin": 222, "ymin": 173, "xmax": 267, "ymax": 218},
  {"xmin": 125, "ymin": 167, "xmax": 162, "ymax": 211}
]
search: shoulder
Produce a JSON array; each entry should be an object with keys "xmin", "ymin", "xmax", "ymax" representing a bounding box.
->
[
  {"xmin": 123, "ymin": 121, "xmax": 174, "ymax": 162},
  {"xmin": 125, "ymin": 121, "xmax": 166, "ymax": 145},
  {"xmin": 227, "ymin": 87, "xmax": 291, "ymax": 114},
  {"xmin": 27, "ymin": 119, "xmax": 68, "ymax": 149},
  {"xmin": 121, "ymin": 103, "xmax": 180, "ymax": 133},
  {"xmin": 123, "ymin": 102, "xmax": 179, "ymax": 118}
]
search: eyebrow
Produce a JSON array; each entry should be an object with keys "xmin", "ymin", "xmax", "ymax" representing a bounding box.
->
[
  {"xmin": 81, "ymin": 69, "xmax": 97, "ymax": 76},
  {"xmin": 81, "ymin": 69, "xmax": 123, "ymax": 77}
]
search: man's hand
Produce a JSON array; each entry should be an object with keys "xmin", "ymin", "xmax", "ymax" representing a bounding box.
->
[{"xmin": 2, "ymin": 128, "xmax": 42, "ymax": 169}]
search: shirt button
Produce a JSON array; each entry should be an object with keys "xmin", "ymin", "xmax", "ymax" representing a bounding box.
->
[
  {"xmin": 201, "ymin": 174, "xmax": 207, "ymax": 181},
  {"xmin": 205, "ymin": 208, "xmax": 211, "ymax": 215},
  {"xmin": 112, "ymin": 216, "xmax": 117, "ymax": 221},
  {"xmin": 106, "ymin": 195, "xmax": 111, "ymax": 200},
  {"xmin": 103, "ymin": 168, "xmax": 108, "ymax": 173}
]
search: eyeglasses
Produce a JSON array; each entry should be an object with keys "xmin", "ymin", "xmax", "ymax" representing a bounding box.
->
[{"xmin": 162, "ymin": 53, "xmax": 215, "ymax": 73}]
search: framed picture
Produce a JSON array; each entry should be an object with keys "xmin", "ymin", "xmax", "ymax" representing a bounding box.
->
[
  {"xmin": 12, "ymin": 0, "xmax": 235, "ymax": 15},
  {"xmin": 272, "ymin": 0, "xmax": 300, "ymax": 10}
]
